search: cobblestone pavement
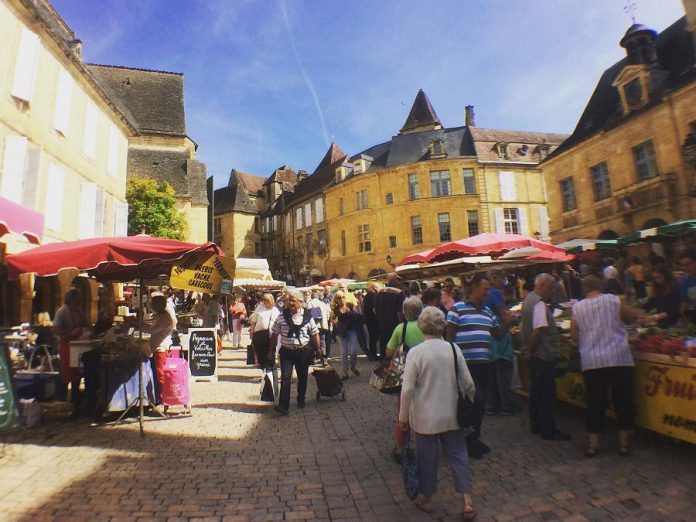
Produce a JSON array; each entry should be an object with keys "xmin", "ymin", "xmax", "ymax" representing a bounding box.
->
[{"xmin": 2, "ymin": 335, "xmax": 696, "ymax": 521}]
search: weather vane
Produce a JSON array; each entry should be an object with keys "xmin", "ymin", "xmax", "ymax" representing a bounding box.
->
[{"xmin": 624, "ymin": 0, "xmax": 637, "ymax": 24}]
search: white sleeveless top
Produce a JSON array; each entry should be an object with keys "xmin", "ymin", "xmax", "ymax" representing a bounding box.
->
[{"xmin": 572, "ymin": 294, "xmax": 634, "ymax": 371}]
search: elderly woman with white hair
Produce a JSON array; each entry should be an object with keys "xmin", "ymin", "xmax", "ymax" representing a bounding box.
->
[
  {"xmin": 399, "ymin": 306, "xmax": 476, "ymax": 518},
  {"xmin": 249, "ymin": 293, "xmax": 280, "ymax": 368},
  {"xmin": 268, "ymin": 288, "xmax": 321, "ymax": 415}
]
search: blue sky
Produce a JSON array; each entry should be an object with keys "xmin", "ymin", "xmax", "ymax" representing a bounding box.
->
[{"xmin": 53, "ymin": 0, "xmax": 686, "ymax": 188}]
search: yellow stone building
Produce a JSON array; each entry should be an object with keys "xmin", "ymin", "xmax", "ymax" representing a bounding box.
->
[
  {"xmin": 0, "ymin": 0, "xmax": 135, "ymax": 322},
  {"xmin": 543, "ymin": 3, "xmax": 696, "ymax": 243},
  {"xmin": 324, "ymin": 90, "xmax": 566, "ymax": 279}
]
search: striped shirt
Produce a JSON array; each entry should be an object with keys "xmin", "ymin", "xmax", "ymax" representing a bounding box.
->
[
  {"xmin": 447, "ymin": 301, "xmax": 498, "ymax": 363},
  {"xmin": 271, "ymin": 309, "xmax": 319, "ymax": 348},
  {"xmin": 571, "ymin": 294, "xmax": 634, "ymax": 371}
]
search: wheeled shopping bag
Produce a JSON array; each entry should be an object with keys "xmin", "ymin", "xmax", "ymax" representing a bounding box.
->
[
  {"xmin": 312, "ymin": 364, "xmax": 345, "ymax": 402},
  {"xmin": 161, "ymin": 349, "xmax": 191, "ymax": 414}
]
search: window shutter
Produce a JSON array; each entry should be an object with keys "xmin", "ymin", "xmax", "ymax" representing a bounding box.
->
[
  {"xmin": 107, "ymin": 124, "xmax": 119, "ymax": 176},
  {"xmin": 1, "ymin": 136, "xmax": 28, "ymax": 203},
  {"xmin": 45, "ymin": 164, "xmax": 65, "ymax": 232},
  {"xmin": 94, "ymin": 187, "xmax": 105, "ymax": 236},
  {"xmin": 304, "ymin": 202, "xmax": 312, "ymax": 227},
  {"xmin": 315, "ymin": 198, "xmax": 324, "ymax": 222},
  {"xmin": 11, "ymin": 28, "xmax": 41, "ymax": 102},
  {"xmin": 83, "ymin": 102, "xmax": 98, "ymax": 159},
  {"xmin": 22, "ymin": 145, "xmax": 41, "ymax": 209},
  {"xmin": 518, "ymin": 207, "xmax": 528, "ymax": 236},
  {"xmin": 115, "ymin": 202, "xmax": 128, "ymax": 236},
  {"xmin": 498, "ymin": 171, "xmax": 516, "ymax": 201},
  {"xmin": 53, "ymin": 69, "xmax": 73, "ymax": 135},
  {"xmin": 295, "ymin": 207, "xmax": 302, "ymax": 229},
  {"xmin": 78, "ymin": 182, "xmax": 97, "ymax": 238},
  {"xmin": 494, "ymin": 208, "xmax": 504, "ymax": 233},
  {"xmin": 538, "ymin": 206, "xmax": 550, "ymax": 240}
]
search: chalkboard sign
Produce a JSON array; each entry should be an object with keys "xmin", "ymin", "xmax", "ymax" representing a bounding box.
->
[
  {"xmin": 188, "ymin": 328, "xmax": 218, "ymax": 380},
  {"xmin": 0, "ymin": 346, "xmax": 21, "ymax": 433}
]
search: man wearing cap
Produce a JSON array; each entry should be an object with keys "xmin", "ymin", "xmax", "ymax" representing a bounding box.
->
[{"xmin": 375, "ymin": 273, "xmax": 405, "ymax": 361}]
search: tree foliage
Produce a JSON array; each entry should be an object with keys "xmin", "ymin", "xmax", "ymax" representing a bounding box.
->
[{"xmin": 126, "ymin": 176, "xmax": 188, "ymax": 240}]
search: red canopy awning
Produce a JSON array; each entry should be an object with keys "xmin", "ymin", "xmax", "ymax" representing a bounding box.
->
[
  {"xmin": 398, "ymin": 233, "xmax": 566, "ymax": 265},
  {"xmin": 0, "ymin": 196, "xmax": 44, "ymax": 244},
  {"xmin": 6, "ymin": 235, "xmax": 220, "ymax": 282}
]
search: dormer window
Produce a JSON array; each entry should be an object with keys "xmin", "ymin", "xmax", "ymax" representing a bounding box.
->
[
  {"xmin": 496, "ymin": 142, "xmax": 509, "ymax": 160},
  {"xmin": 624, "ymin": 78, "xmax": 642, "ymax": 107},
  {"xmin": 430, "ymin": 139, "xmax": 446, "ymax": 159},
  {"xmin": 538, "ymin": 145, "xmax": 550, "ymax": 160},
  {"xmin": 335, "ymin": 163, "xmax": 352, "ymax": 182},
  {"xmin": 612, "ymin": 65, "xmax": 650, "ymax": 115}
]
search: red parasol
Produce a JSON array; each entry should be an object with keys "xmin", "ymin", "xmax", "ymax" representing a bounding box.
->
[
  {"xmin": 398, "ymin": 248, "xmax": 436, "ymax": 266},
  {"xmin": 6, "ymin": 235, "xmax": 220, "ymax": 281},
  {"xmin": 398, "ymin": 233, "xmax": 565, "ymax": 265}
]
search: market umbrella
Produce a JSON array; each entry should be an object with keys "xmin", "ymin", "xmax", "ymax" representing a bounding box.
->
[
  {"xmin": 402, "ymin": 232, "xmax": 565, "ymax": 265},
  {"xmin": 566, "ymin": 239, "xmax": 618, "ymax": 254},
  {"xmin": 398, "ymin": 248, "xmax": 437, "ymax": 266},
  {"xmin": 6, "ymin": 235, "xmax": 220, "ymax": 435},
  {"xmin": 619, "ymin": 219, "xmax": 696, "ymax": 245}
]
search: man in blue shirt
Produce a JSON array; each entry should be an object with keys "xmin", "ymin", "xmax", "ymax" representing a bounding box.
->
[
  {"xmin": 446, "ymin": 274, "xmax": 509, "ymax": 459},
  {"xmin": 485, "ymin": 271, "xmax": 515, "ymax": 416}
]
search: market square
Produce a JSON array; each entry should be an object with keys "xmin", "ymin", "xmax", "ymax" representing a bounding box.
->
[{"xmin": 3, "ymin": 0, "xmax": 696, "ymax": 520}]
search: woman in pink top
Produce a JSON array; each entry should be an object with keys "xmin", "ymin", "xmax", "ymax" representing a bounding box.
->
[{"xmin": 228, "ymin": 295, "xmax": 247, "ymax": 349}]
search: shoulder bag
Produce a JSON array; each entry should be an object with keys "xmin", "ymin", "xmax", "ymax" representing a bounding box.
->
[{"xmin": 450, "ymin": 342, "xmax": 474, "ymax": 430}]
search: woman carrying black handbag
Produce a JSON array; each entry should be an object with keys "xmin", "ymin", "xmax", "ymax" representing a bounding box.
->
[
  {"xmin": 249, "ymin": 294, "xmax": 280, "ymax": 368},
  {"xmin": 398, "ymin": 306, "xmax": 477, "ymax": 518}
]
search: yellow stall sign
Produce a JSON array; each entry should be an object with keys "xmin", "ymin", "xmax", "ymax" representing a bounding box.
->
[{"xmin": 170, "ymin": 252, "xmax": 235, "ymax": 294}]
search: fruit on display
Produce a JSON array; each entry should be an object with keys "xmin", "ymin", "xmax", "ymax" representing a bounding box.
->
[{"xmin": 632, "ymin": 331, "xmax": 696, "ymax": 357}]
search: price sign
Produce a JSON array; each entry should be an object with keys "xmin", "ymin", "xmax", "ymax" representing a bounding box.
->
[{"xmin": 188, "ymin": 328, "xmax": 218, "ymax": 381}]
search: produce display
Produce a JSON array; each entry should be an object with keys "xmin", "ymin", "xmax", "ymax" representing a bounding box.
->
[{"xmin": 630, "ymin": 326, "xmax": 696, "ymax": 358}]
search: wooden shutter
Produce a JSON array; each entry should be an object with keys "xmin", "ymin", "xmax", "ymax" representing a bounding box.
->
[
  {"xmin": 11, "ymin": 28, "xmax": 41, "ymax": 101},
  {"xmin": 22, "ymin": 145, "xmax": 41, "ymax": 209},
  {"xmin": 498, "ymin": 171, "xmax": 516, "ymax": 201},
  {"xmin": 518, "ymin": 207, "xmax": 528, "ymax": 236},
  {"xmin": 494, "ymin": 208, "xmax": 504, "ymax": 233},
  {"xmin": 107, "ymin": 124, "xmax": 119, "ymax": 176},
  {"xmin": 315, "ymin": 198, "xmax": 324, "ymax": 222},
  {"xmin": 83, "ymin": 102, "xmax": 98, "ymax": 159},
  {"xmin": 115, "ymin": 202, "xmax": 128, "ymax": 236},
  {"xmin": 94, "ymin": 187, "xmax": 105, "ymax": 236},
  {"xmin": 53, "ymin": 69, "xmax": 73, "ymax": 135},
  {"xmin": 45, "ymin": 164, "xmax": 64, "ymax": 231},
  {"xmin": 304, "ymin": 203, "xmax": 312, "ymax": 227},
  {"xmin": 295, "ymin": 207, "xmax": 302, "ymax": 229},
  {"xmin": 1, "ymin": 136, "xmax": 28, "ymax": 203},
  {"xmin": 78, "ymin": 182, "xmax": 97, "ymax": 238},
  {"xmin": 538, "ymin": 206, "xmax": 550, "ymax": 240}
]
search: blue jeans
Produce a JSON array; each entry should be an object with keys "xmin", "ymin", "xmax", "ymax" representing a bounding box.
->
[
  {"xmin": 337, "ymin": 331, "xmax": 358, "ymax": 375},
  {"xmin": 415, "ymin": 428, "xmax": 471, "ymax": 496},
  {"xmin": 278, "ymin": 346, "xmax": 313, "ymax": 411}
]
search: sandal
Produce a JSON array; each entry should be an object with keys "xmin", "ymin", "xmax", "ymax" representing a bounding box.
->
[
  {"xmin": 415, "ymin": 496, "xmax": 433, "ymax": 514},
  {"xmin": 618, "ymin": 446, "xmax": 632, "ymax": 457},
  {"xmin": 463, "ymin": 504, "xmax": 477, "ymax": 520},
  {"xmin": 584, "ymin": 447, "xmax": 600, "ymax": 458}
]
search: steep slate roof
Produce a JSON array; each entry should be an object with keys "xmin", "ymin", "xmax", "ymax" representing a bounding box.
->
[
  {"xmin": 399, "ymin": 89, "xmax": 442, "ymax": 134},
  {"xmin": 470, "ymin": 128, "xmax": 568, "ymax": 162},
  {"xmin": 263, "ymin": 165, "xmax": 300, "ymax": 192},
  {"xmin": 87, "ymin": 64, "xmax": 187, "ymax": 136},
  {"xmin": 232, "ymin": 169, "xmax": 265, "ymax": 195},
  {"xmin": 548, "ymin": 16, "xmax": 695, "ymax": 160},
  {"xmin": 214, "ymin": 170, "xmax": 257, "ymax": 215},
  {"xmin": 285, "ymin": 143, "xmax": 348, "ymax": 206}
]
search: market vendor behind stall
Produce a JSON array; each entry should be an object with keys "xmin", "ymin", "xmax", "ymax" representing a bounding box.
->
[
  {"xmin": 53, "ymin": 288, "xmax": 89, "ymax": 403},
  {"xmin": 139, "ymin": 294, "xmax": 177, "ymax": 402}
]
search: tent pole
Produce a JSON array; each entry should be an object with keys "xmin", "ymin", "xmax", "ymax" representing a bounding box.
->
[{"xmin": 139, "ymin": 278, "xmax": 144, "ymax": 436}]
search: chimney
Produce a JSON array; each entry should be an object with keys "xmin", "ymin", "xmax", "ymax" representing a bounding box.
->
[
  {"xmin": 465, "ymin": 105, "xmax": 475, "ymax": 127},
  {"xmin": 685, "ymin": 0, "xmax": 696, "ymax": 46},
  {"xmin": 68, "ymin": 39, "xmax": 83, "ymax": 60},
  {"xmin": 297, "ymin": 170, "xmax": 308, "ymax": 180}
]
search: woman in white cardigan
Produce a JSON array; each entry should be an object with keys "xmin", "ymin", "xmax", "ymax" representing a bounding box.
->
[{"xmin": 399, "ymin": 306, "xmax": 477, "ymax": 518}]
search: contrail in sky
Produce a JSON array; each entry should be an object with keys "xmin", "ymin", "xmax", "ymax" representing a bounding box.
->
[{"xmin": 279, "ymin": 0, "xmax": 330, "ymax": 147}]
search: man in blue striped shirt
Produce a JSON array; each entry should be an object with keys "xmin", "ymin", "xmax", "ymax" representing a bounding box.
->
[{"xmin": 446, "ymin": 274, "xmax": 509, "ymax": 459}]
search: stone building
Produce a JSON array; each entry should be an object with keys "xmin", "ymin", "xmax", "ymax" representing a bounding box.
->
[
  {"xmin": 88, "ymin": 64, "xmax": 209, "ymax": 243},
  {"xmin": 0, "ymin": 0, "xmax": 134, "ymax": 322},
  {"xmin": 324, "ymin": 90, "xmax": 566, "ymax": 279},
  {"xmin": 543, "ymin": 2, "xmax": 696, "ymax": 243},
  {"xmin": 282, "ymin": 143, "xmax": 346, "ymax": 284}
]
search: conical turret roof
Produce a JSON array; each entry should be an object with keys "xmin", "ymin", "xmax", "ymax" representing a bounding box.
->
[
  {"xmin": 314, "ymin": 142, "xmax": 345, "ymax": 173},
  {"xmin": 399, "ymin": 89, "xmax": 442, "ymax": 134}
]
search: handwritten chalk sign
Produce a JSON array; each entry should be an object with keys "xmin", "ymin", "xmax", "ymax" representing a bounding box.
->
[
  {"xmin": 0, "ymin": 346, "xmax": 21, "ymax": 434},
  {"xmin": 188, "ymin": 328, "xmax": 217, "ymax": 381}
]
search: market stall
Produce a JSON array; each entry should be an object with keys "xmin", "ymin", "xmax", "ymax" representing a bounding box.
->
[{"xmin": 6, "ymin": 234, "xmax": 221, "ymax": 434}]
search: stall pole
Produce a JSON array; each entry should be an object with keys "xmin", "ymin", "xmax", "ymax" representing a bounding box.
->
[{"xmin": 138, "ymin": 278, "xmax": 144, "ymax": 436}]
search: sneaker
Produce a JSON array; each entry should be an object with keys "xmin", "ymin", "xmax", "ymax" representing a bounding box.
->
[
  {"xmin": 467, "ymin": 447, "xmax": 484, "ymax": 460},
  {"xmin": 485, "ymin": 408, "xmax": 500, "ymax": 415},
  {"xmin": 273, "ymin": 405, "xmax": 289, "ymax": 415},
  {"xmin": 351, "ymin": 367, "xmax": 360, "ymax": 376},
  {"xmin": 541, "ymin": 431, "xmax": 572, "ymax": 441}
]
